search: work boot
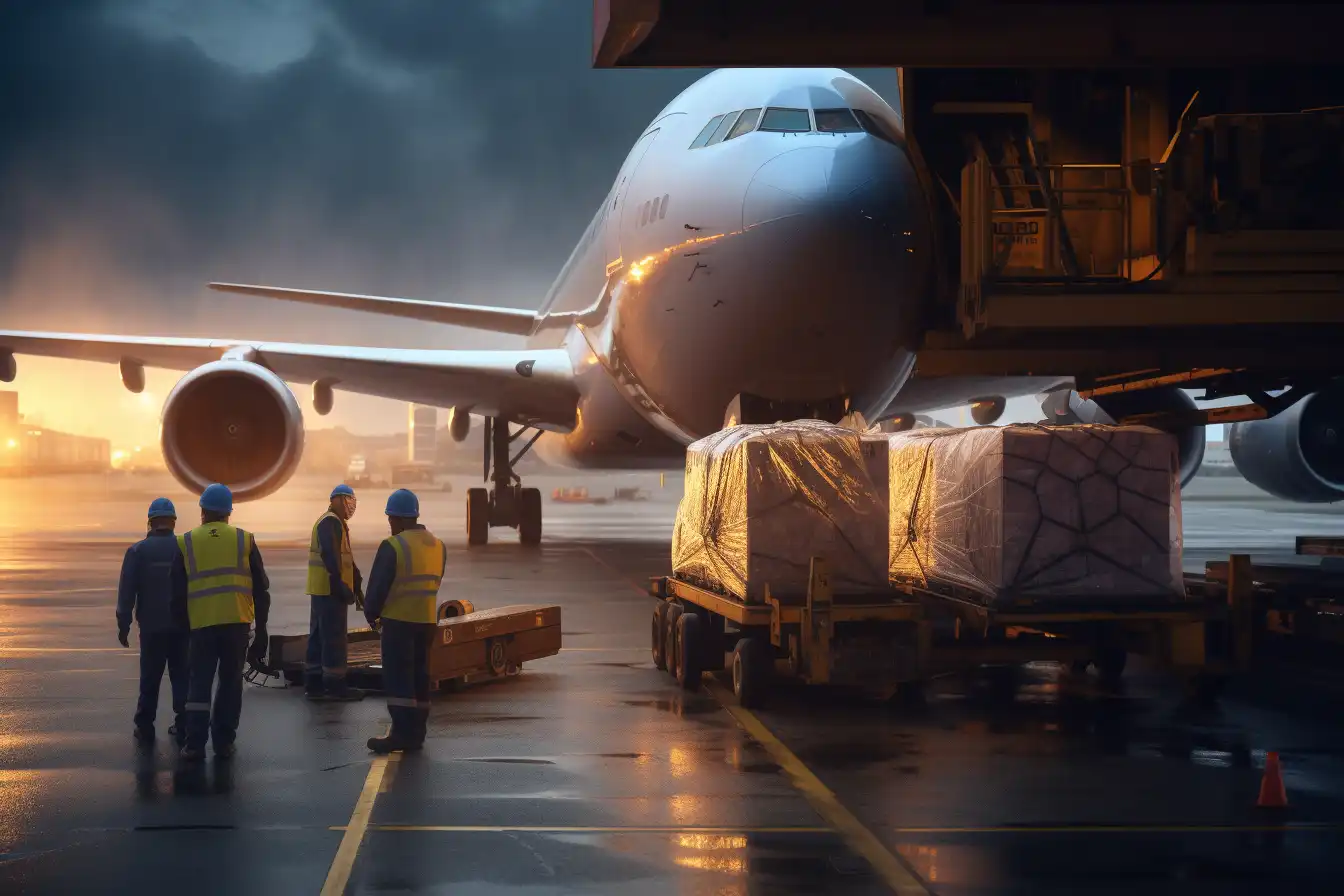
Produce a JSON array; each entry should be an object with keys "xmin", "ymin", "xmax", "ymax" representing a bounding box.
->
[
  {"xmin": 179, "ymin": 745, "xmax": 205, "ymax": 762},
  {"xmin": 367, "ymin": 731, "xmax": 421, "ymax": 755},
  {"xmin": 169, "ymin": 722, "xmax": 186, "ymax": 746},
  {"xmin": 324, "ymin": 686, "xmax": 366, "ymax": 702},
  {"xmin": 305, "ymin": 689, "xmax": 327, "ymax": 702},
  {"xmin": 215, "ymin": 743, "xmax": 237, "ymax": 760}
]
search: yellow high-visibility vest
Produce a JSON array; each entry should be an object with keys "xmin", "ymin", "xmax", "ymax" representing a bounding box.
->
[
  {"xmin": 307, "ymin": 511, "xmax": 355, "ymax": 597},
  {"xmin": 178, "ymin": 523, "xmax": 255, "ymax": 630},
  {"xmin": 382, "ymin": 529, "xmax": 446, "ymax": 624}
]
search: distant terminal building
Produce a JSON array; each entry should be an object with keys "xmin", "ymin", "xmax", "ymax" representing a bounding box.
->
[
  {"xmin": 0, "ymin": 390, "xmax": 112, "ymax": 476},
  {"xmin": 408, "ymin": 405, "xmax": 438, "ymax": 465}
]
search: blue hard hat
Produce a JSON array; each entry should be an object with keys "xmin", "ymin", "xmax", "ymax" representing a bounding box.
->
[
  {"xmin": 199, "ymin": 483, "xmax": 234, "ymax": 514},
  {"xmin": 331, "ymin": 484, "xmax": 355, "ymax": 499},
  {"xmin": 147, "ymin": 497, "xmax": 176, "ymax": 520},
  {"xmin": 384, "ymin": 489, "xmax": 419, "ymax": 518}
]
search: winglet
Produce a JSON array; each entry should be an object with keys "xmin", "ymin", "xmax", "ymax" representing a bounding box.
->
[{"xmin": 208, "ymin": 282, "xmax": 539, "ymax": 336}]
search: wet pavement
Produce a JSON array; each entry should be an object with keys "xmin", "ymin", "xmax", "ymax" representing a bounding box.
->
[{"xmin": 1, "ymin": 472, "xmax": 1343, "ymax": 894}]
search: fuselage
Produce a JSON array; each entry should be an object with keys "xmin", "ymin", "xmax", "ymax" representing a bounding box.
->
[{"xmin": 525, "ymin": 68, "xmax": 934, "ymax": 469}]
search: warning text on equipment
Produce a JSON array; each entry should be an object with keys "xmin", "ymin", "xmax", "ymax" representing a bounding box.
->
[{"xmin": 993, "ymin": 216, "xmax": 1046, "ymax": 271}]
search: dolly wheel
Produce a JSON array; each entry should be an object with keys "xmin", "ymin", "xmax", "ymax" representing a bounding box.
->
[
  {"xmin": 651, "ymin": 602, "xmax": 670, "ymax": 671},
  {"xmin": 664, "ymin": 604, "xmax": 684, "ymax": 680},
  {"xmin": 732, "ymin": 637, "xmax": 770, "ymax": 709},
  {"xmin": 675, "ymin": 612, "xmax": 704, "ymax": 691}
]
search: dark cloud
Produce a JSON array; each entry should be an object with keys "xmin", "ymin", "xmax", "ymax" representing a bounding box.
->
[{"xmin": 0, "ymin": 0, "xmax": 898, "ymax": 333}]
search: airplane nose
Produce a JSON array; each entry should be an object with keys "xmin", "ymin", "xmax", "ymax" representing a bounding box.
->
[{"xmin": 742, "ymin": 144, "xmax": 903, "ymax": 230}]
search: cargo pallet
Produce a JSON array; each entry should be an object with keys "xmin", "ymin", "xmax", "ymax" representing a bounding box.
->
[
  {"xmin": 253, "ymin": 599, "xmax": 562, "ymax": 693},
  {"xmin": 649, "ymin": 557, "xmax": 1237, "ymax": 707}
]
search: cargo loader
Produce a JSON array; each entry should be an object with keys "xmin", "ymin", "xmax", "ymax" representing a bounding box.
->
[{"xmin": 249, "ymin": 598, "xmax": 562, "ymax": 693}]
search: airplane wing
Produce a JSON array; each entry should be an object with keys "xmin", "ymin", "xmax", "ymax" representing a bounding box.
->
[
  {"xmin": 0, "ymin": 330, "xmax": 579, "ymax": 427},
  {"xmin": 208, "ymin": 283, "xmax": 540, "ymax": 335}
]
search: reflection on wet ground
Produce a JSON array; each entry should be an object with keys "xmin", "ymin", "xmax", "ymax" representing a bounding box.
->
[{"xmin": 1, "ymin": 475, "xmax": 1343, "ymax": 893}]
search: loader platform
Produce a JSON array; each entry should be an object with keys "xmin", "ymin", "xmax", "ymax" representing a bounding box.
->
[{"xmin": 256, "ymin": 599, "xmax": 562, "ymax": 692}]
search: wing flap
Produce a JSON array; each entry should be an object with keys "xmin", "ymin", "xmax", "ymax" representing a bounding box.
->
[{"xmin": 208, "ymin": 282, "xmax": 539, "ymax": 335}]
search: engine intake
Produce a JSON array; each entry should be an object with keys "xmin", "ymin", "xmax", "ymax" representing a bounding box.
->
[
  {"xmin": 1230, "ymin": 385, "xmax": 1344, "ymax": 503},
  {"xmin": 161, "ymin": 360, "xmax": 305, "ymax": 502}
]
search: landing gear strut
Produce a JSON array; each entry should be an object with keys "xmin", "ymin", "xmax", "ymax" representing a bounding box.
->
[{"xmin": 466, "ymin": 417, "xmax": 543, "ymax": 547}]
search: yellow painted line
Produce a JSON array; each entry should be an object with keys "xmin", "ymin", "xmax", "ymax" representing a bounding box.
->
[
  {"xmin": 331, "ymin": 825, "xmax": 833, "ymax": 833},
  {"xmin": 705, "ymin": 680, "xmax": 931, "ymax": 896},
  {"xmin": 320, "ymin": 755, "xmax": 392, "ymax": 896}
]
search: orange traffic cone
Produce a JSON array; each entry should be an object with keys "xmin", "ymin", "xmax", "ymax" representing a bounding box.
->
[{"xmin": 1257, "ymin": 751, "xmax": 1288, "ymax": 808}]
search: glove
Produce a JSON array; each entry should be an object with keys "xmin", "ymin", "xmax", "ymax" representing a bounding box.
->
[
  {"xmin": 118, "ymin": 629, "xmax": 130, "ymax": 648},
  {"xmin": 354, "ymin": 588, "xmax": 365, "ymax": 612},
  {"xmin": 247, "ymin": 631, "xmax": 267, "ymax": 665},
  {"xmin": 338, "ymin": 582, "xmax": 357, "ymax": 606}
]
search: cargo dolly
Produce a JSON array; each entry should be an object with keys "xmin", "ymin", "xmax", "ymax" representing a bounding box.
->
[
  {"xmin": 249, "ymin": 598, "xmax": 562, "ymax": 693},
  {"xmin": 650, "ymin": 557, "xmax": 1237, "ymax": 707}
]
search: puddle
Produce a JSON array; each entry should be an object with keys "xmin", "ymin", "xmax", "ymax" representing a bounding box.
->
[
  {"xmin": 622, "ymin": 698, "xmax": 720, "ymax": 716},
  {"xmin": 462, "ymin": 758, "xmax": 556, "ymax": 765},
  {"xmin": 452, "ymin": 715, "xmax": 545, "ymax": 724}
]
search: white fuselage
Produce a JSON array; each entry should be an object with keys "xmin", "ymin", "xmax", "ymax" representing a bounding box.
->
[{"xmin": 524, "ymin": 68, "xmax": 935, "ymax": 468}]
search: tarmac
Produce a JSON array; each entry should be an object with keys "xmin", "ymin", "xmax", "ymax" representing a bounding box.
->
[{"xmin": 1, "ymin": 471, "xmax": 1343, "ymax": 894}]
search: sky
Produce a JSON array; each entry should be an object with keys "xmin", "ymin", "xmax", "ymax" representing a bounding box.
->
[{"xmin": 0, "ymin": 0, "xmax": 910, "ymax": 447}]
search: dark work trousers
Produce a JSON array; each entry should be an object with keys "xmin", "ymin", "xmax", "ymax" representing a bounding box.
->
[
  {"xmin": 305, "ymin": 595, "xmax": 350, "ymax": 693},
  {"xmin": 380, "ymin": 619, "xmax": 436, "ymax": 744},
  {"xmin": 134, "ymin": 631, "xmax": 190, "ymax": 733},
  {"xmin": 184, "ymin": 623, "xmax": 251, "ymax": 751}
]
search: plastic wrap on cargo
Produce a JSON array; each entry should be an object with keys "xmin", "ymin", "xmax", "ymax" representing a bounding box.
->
[
  {"xmin": 672, "ymin": 420, "xmax": 889, "ymax": 603},
  {"xmin": 883, "ymin": 424, "xmax": 1184, "ymax": 603}
]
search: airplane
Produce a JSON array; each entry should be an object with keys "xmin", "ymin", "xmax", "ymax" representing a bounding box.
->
[{"xmin": 2, "ymin": 68, "xmax": 1326, "ymax": 546}]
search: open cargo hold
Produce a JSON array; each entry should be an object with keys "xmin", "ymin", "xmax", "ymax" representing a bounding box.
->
[
  {"xmin": 881, "ymin": 424, "xmax": 1185, "ymax": 606},
  {"xmin": 672, "ymin": 420, "xmax": 889, "ymax": 603}
]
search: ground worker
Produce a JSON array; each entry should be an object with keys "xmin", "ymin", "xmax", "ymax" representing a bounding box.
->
[
  {"xmin": 362, "ymin": 489, "xmax": 445, "ymax": 754},
  {"xmin": 177, "ymin": 483, "xmax": 271, "ymax": 761},
  {"xmin": 116, "ymin": 497, "xmax": 190, "ymax": 745},
  {"xmin": 304, "ymin": 484, "xmax": 365, "ymax": 701}
]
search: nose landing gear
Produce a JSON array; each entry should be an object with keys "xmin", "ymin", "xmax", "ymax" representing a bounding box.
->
[{"xmin": 467, "ymin": 417, "xmax": 544, "ymax": 547}]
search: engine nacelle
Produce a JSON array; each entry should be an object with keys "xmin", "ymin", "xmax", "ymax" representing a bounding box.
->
[
  {"xmin": 448, "ymin": 407, "xmax": 472, "ymax": 442},
  {"xmin": 1229, "ymin": 385, "xmax": 1344, "ymax": 503},
  {"xmin": 161, "ymin": 360, "xmax": 305, "ymax": 502}
]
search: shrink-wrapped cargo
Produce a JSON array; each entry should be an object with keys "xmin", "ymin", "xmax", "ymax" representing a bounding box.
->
[
  {"xmin": 672, "ymin": 421, "xmax": 889, "ymax": 602},
  {"xmin": 884, "ymin": 424, "xmax": 1183, "ymax": 603}
]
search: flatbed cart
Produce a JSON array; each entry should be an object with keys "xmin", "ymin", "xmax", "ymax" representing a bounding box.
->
[
  {"xmin": 249, "ymin": 599, "xmax": 562, "ymax": 692},
  {"xmin": 649, "ymin": 558, "xmax": 928, "ymax": 708},
  {"xmin": 650, "ymin": 557, "xmax": 1234, "ymax": 707},
  {"xmin": 1202, "ymin": 542, "xmax": 1344, "ymax": 655}
]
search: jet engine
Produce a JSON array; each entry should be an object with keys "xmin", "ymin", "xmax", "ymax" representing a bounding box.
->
[
  {"xmin": 160, "ymin": 360, "xmax": 305, "ymax": 502},
  {"xmin": 1229, "ymin": 384, "xmax": 1344, "ymax": 503},
  {"xmin": 1043, "ymin": 386, "xmax": 1206, "ymax": 487},
  {"xmin": 448, "ymin": 406, "xmax": 472, "ymax": 442}
]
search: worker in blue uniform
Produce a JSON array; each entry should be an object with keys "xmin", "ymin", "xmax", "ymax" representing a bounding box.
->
[
  {"xmin": 117, "ymin": 497, "xmax": 190, "ymax": 745},
  {"xmin": 304, "ymin": 484, "xmax": 365, "ymax": 701},
  {"xmin": 362, "ymin": 489, "xmax": 446, "ymax": 754},
  {"xmin": 178, "ymin": 483, "xmax": 272, "ymax": 761}
]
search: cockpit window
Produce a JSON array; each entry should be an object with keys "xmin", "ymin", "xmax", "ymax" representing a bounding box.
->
[
  {"xmin": 690, "ymin": 114, "xmax": 727, "ymax": 149},
  {"xmin": 759, "ymin": 107, "xmax": 811, "ymax": 133},
  {"xmin": 705, "ymin": 111, "xmax": 741, "ymax": 146},
  {"xmin": 852, "ymin": 109, "xmax": 899, "ymax": 144},
  {"xmin": 815, "ymin": 108, "xmax": 863, "ymax": 134},
  {"xmin": 726, "ymin": 108, "xmax": 762, "ymax": 140}
]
